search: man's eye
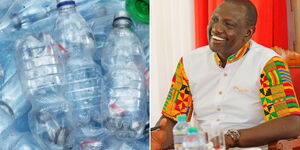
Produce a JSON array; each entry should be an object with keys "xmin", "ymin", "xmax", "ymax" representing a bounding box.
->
[
  {"xmin": 212, "ymin": 17, "xmax": 218, "ymax": 22},
  {"xmin": 225, "ymin": 22, "xmax": 234, "ymax": 26}
]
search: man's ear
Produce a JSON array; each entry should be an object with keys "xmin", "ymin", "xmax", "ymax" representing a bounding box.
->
[{"xmin": 244, "ymin": 26, "xmax": 256, "ymax": 41}]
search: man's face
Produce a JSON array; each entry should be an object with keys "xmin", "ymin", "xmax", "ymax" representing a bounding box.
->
[{"xmin": 207, "ymin": 2, "xmax": 250, "ymax": 56}]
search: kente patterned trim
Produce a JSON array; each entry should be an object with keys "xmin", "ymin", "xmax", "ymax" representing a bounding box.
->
[
  {"xmin": 162, "ymin": 57, "xmax": 193, "ymax": 121},
  {"xmin": 214, "ymin": 41, "xmax": 250, "ymax": 67},
  {"xmin": 260, "ymin": 56, "xmax": 300, "ymax": 121}
]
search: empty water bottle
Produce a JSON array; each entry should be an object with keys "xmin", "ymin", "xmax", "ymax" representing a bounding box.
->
[
  {"xmin": 173, "ymin": 114, "xmax": 190, "ymax": 150},
  {"xmin": 15, "ymin": 33, "xmax": 74, "ymax": 149},
  {"xmin": 53, "ymin": 0, "xmax": 104, "ymax": 139},
  {"xmin": 182, "ymin": 127, "xmax": 207, "ymax": 150},
  {"xmin": 100, "ymin": 10, "xmax": 147, "ymax": 140},
  {"xmin": 87, "ymin": 0, "xmax": 125, "ymax": 65},
  {"xmin": 0, "ymin": 0, "xmax": 52, "ymax": 32}
]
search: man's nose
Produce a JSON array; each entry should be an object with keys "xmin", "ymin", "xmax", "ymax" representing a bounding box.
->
[{"xmin": 211, "ymin": 23, "xmax": 224, "ymax": 34}]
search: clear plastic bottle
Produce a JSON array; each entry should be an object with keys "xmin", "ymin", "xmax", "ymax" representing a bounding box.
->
[
  {"xmin": 53, "ymin": 0, "xmax": 103, "ymax": 139},
  {"xmin": 15, "ymin": 33, "xmax": 75, "ymax": 150},
  {"xmin": 100, "ymin": 10, "xmax": 147, "ymax": 140},
  {"xmin": 88, "ymin": 0, "xmax": 125, "ymax": 65},
  {"xmin": 182, "ymin": 127, "xmax": 206, "ymax": 150},
  {"xmin": 173, "ymin": 114, "xmax": 189, "ymax": 150}
]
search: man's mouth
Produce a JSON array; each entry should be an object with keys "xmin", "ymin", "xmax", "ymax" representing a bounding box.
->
[{"xmin": 211, "ymin": 35, "xmax": 225, "ymax": 41}]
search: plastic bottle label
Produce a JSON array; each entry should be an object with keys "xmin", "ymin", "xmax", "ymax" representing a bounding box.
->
[{"xmin": 174, "ymin": 133, "xmax": 187, "ymax": 148}]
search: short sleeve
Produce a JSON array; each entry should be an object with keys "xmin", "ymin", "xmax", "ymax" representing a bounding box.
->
[
  {"xmin": 260, "ymin": 56, "xmax": 300, "ymax": 121},
  {"xmin": 161, "ymin": 57, "xmax": 193, "ymax": 122}
]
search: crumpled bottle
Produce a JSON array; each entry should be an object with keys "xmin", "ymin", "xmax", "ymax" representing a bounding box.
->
[
  {"xmin": 15, "ymin": 33, "xmax": 75, "ymax": 150},
  {"xmin": 100, "ymin": 10, "xmax": 147, "ymax": 141},
  {"xmin": 28, "ymin": 92, "xmax": 75, "ymax": 150}
]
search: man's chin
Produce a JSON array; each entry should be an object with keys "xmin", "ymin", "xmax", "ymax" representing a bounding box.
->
[{"xmin": 208, "ymin": 44, "xmax": 219, "ymax": 53}]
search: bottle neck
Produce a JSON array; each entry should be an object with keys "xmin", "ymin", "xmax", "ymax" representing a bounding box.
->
[
  {"xmin": 177, "ymin": 120, "xmax": 186, "ymax": 123},
  {"xmin": 113, "ymin": 19, "xmax": 132, "ymax": 28}
]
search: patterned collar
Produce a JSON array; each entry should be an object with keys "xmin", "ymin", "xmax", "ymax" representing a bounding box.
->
[{"xmin": 214, "ymin": 41, "xmax": 251, "ymax": 67}]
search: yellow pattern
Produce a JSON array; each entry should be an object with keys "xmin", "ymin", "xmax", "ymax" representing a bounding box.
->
[{"xmin": 162, "ymin": 58, "xmax": 193, "ymax": 121}]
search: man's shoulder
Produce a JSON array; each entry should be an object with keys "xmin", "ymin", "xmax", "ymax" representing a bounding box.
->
[
  {"xmin": 184, "ymin": 45, "xmax": 211, "ymax": 58},
  {"xmin": 250, "ymin": 40, "xmax": 279, "ymax": 57}
]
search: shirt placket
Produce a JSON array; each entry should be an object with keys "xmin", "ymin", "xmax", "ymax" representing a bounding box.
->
[{"xmin": 213, "ymin": 64, "xmax": 232, "ymax": 126}]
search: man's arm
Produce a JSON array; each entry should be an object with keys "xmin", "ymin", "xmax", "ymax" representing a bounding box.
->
[
  {"xmin": 151, "ymin": 115, "xmax": 177, "ymax": 150},
  {"xmin": 236, "ymin": 114, "xmax": 300, "ymax": 147},
  {"xmin": 226, "ymin": 56, "xmax": 300, "ymax": 148},
  {"xmin": 155, "ymin": 115, "xmax": 177, "ymax": 149},
  {"xmin": 151, "ymin": 57, "xmax": 193, "ymax": 149}
]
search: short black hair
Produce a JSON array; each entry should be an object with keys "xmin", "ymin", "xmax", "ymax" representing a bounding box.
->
[{"xmin": 224, "ymin": 0, "xmax": 258, "ymax": 26}]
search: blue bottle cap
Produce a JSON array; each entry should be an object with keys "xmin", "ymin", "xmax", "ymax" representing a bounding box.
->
[{"xmin": 56, "ymin": 0, "xmax": 75, "ymax": 8}]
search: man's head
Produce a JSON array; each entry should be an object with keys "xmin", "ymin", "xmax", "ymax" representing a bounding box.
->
[{"xmin": 207, "ymin": 0, "xmax": 257, "ymax": 58}]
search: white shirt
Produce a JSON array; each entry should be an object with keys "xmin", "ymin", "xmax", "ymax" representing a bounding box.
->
[{"xmin": 183, "ymin": 40, "xmax": 279, "ymax": 131}]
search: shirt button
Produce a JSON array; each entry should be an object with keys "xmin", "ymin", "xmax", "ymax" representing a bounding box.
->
[
  {"xmin": 219, "ymin": 91, "xmax": 223, "ymax": 95},
  {"xmin": 217, "ymin": 108, "xmax": 221, "ymax": 111},
  {"xmin": 224, "ymin": 73, "xmax": 228, "ymax": 77}
]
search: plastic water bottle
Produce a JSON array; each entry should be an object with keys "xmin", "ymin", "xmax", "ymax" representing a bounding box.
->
[
  {"xmin": 0, "ymin": 128, "xmax": 42, "ymax": 150},
  {"xmin": 14, "ymin": 33, "xmax": 65, "ymax": 96},
  {"xmin": 86, "ymin": 0, "xmax": 126, "ymax": 65},
  {"xmin": 15, "ymin": 33, "xmax": 75, "ymax": 150},
  {"xmin": 173, "ymin": 114, "xmax": 189, "ymax": 150},
  {"xmin": 100, "ymin": 10, "xmax": 147, "ymax": 140},
  {"xmin": 54, "ymin": 0, "xmax": 103, "ymax": 138},
  {"xmin": 125, "ymin": 0, "xmax": 150, "ymax": 104},
  {"xmin": 182, "ymin": 127, "xmax": 206, "ymax": 150},
  {"xmin": 0, "ymin": 0, "xmax": 52, "ymax": 32}
]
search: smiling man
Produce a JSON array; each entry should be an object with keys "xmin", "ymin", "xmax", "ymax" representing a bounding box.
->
[{"xmin": 151, "ymin": 0, "xmax": 300, "ymax": 149}]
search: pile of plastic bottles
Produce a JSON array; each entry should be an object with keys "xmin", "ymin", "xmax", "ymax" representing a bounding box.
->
[{"xmin": 0, "ymin": 0, "xmax": 149, "ymax": 149}]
